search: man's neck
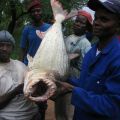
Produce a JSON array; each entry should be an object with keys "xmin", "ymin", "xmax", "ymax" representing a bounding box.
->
[
  {"xmin": 32, "ymin": 20, "xmax": 43, "ymax": 27},
  {"xmin": 0, "ymin": 59, "xmax": 10, "ymax": 63},
  {"xmin": 98, "ymin": 36, "xmax": 114, "ymax": 51}
]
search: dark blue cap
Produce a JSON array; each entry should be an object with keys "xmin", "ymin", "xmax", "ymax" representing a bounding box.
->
[{"xmin": 87, "ymin": 0, "xmax": 120, "ymax": 14}]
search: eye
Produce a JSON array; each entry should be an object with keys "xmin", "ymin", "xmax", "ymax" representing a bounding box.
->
[
  {"xmin": 94, "ymin": 15, "xmax": 109, "ymax": 23},
  {"xmin": 0, "ymin": 44, "xmax": 2, "ymax": 48},
  {"xmin": 100, "ymin": 17, "xmax": 108, "ymax": 22},
  {"xmin": 31, "ymin": 9, "xmax": 41, "ymax": 13}
]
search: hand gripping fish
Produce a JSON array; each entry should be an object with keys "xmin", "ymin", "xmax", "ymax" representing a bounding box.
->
[{"xmin": 23, "ymin": 0, "xmax": 70, "ymax": 102}]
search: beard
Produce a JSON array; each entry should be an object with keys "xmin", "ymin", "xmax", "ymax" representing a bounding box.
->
[{"xmin": 0, "ymin": 51, "xmax": 10, "ymax": 63}]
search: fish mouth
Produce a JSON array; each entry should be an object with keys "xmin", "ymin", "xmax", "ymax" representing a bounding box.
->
[
  {"xmin": 24, "ymin": 74, "xmax": 57, "ymax": 102},
  {"xmin": 31, "ymin": 80, "xmax": 48, "ymax": 97}
]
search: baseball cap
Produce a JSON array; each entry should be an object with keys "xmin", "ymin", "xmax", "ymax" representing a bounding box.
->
[
  {"xmin": 0, "ymin": 30, "xmax": 15, "ymax": 46},
  {"xmin": 87, "ymin": 0, "xmax": 120, "ymax": 14},
  {"xmin": 27, "ymin": 0, "xmax": 41, "ymax": 12},
  {"xmin": 78, "ymin": 10, "xmax": 93, "ymax": 25}
]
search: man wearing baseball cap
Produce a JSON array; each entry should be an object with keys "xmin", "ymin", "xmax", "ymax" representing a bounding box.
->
[
  {"xmin": 0, "ymin": 30, "xmax": 39, "ymax": 120},
  {"xmin": 53, "ymin": 0, "xmax": 120, "ymax": 120},
  {"xmin": 0, "ymin": 30, "xmax": 15, "ymax": 62},
  {"xmin": 69, "ymin": 0, "xmax": 120, "ymax": 119},
  {"xmin": 59, "ymin": 10, "xmax": 92, "ymax": 120}
]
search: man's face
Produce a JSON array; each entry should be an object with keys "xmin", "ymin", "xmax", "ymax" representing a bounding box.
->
[
  {"xmin": 93, "ymin": 8, "xmax": 118, "ymax": 39},
  {"xmin": 0, "ymin": 42, "xmax": 13, "ymax": 63},
  {"xmin": 73, "ymin": 15, "xmax": 88, "ymax": 36},
  {"xmin": 30, "ymin": 7, "xmax": 42, "ymax": 22}
]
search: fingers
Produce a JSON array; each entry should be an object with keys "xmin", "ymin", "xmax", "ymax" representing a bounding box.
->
[
  {"xmin": 65, "ymin": 10, "xmax": 78, "ymax": 20},
  {"xmin": 36, "ymin": 30, "xmax": 46, "ymax": 39},
  {"xmin": 51, "ymin": 0, "xmax": 62, "ymax": 8}
]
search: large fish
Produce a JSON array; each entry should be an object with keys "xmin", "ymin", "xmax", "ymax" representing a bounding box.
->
[{"xmin": 23, "ymin": 0, "xmax": 70, "ymax": 102}]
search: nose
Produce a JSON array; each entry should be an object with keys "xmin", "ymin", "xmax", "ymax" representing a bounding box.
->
[
  {"xmin": 74, "ymin": 22, "xmax": 80, "ymax": 28},
  {"xmin": 34, "ymin": 11, "xmax": 38, "ymax": 15},
  {"xmin": 94, "ymin": 18, "xmax": 101, "ymax": 26},
  {"xmin": 75, "ymin": 21, "xmax": 80, "ymax": 25},
  {"xmin": 34, "ymin": 10, "xmax": 41, "ymax": 15},
  {"xmin": 0, "ymin": 45, "xmax": 8, "ymax": 51}
]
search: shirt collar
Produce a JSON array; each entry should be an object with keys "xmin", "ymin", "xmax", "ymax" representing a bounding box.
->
[
  {"xmin": 95, "ymin": 36, "xmax": 119, "ymax": 54},
  {"xmin": 79, "ymin": 34, "xmax": 86, "ymax": 40}
]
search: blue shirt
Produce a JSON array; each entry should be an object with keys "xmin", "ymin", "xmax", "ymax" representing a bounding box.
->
[
  {"xmin": 69, "ymin": 37, "xmax": 120, "ymax": 120},
  {"xmin": 20, "ymin": 23, "xmax": 51, "ymax": 65}
]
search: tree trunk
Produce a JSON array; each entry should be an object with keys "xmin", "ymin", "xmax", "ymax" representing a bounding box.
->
[{"xmin": 7, "ymin": 0, "xmax": 16, "ymax": 34}]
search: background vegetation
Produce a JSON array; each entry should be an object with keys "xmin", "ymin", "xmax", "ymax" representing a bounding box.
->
[{"xmin": 0, "ymin": 0, "xmax": 88, "ymax": 59}]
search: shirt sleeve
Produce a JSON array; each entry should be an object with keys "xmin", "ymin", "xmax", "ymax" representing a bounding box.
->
[
  {"xmin": 71, "ymin": 66, "xmax": 120, "ymax": 118},
  {"xmin": 67, "ymin": 77, "xmax": 80, "ymax": 87},
  {"xmin": 81, "ymin": 39, "xmax": 91, "ymax": 58},
  {"xmin": 20, "ymin": 26, "xmax": 29, "ymax": 49}
]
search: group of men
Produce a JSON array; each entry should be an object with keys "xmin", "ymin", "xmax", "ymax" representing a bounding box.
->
[{"xmin": 0, "ymin": 0, "xmax": 120, "ymax": 120}]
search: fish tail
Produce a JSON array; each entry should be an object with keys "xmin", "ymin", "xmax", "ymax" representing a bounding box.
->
[{"xmin": 51, "ymin": 0, "xmax": 68, "ymax": 23}]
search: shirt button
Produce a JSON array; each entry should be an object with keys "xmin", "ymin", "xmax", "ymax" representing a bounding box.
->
[{"xmin": 97, "ymin": 81, "xmax": 100, "ymax": 84}]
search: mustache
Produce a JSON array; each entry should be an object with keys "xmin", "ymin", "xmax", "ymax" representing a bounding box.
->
[{"xmin": 0, "ymin": 50, "xmax": 8, "ymax": 55}]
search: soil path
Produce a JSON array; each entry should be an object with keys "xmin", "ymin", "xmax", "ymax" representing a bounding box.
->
[{"xmin": 46, "ymin": 100, "xmax": 56, "ymax": 120}]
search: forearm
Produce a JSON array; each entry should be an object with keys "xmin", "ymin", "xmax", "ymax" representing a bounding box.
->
[
  {"xmin": 0, "ymin": 89, "xmax": 18, "ymax": 109},
  {"xmin": 51, "ymin": 81, "xmax": 74, "ymax": 101},
  {"xmin": 71, "ymin": 87, "xmax": 119, "ymax": 117},
  {"xmin": 67, "ymin": 77, "xmax": 80, "ymax": 87}
]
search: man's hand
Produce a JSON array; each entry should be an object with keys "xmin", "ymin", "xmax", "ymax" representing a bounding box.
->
[
  {"xmin": 68, "ymin": 53, "xmax": 79, "ymax": 60},
  {"xmin": 14, "ymin": 83, "xmax": 24, "ymax": 95},
  {"xmin": 0, "ymin": 83, "xmax": 24, "ymax": 109},
  {"xmin": 36, "ymin": 30, "xmax": 46, "ymax": 39},
  {"xmin": 51, "ymin": 81, "xmax": 73, "ymax": 101}
]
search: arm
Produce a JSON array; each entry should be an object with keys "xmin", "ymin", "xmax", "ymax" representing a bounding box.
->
[
  {"xmin": 68, "ymin": 53, "xmax": 79, "ymax": 60},
  {"xmin": 51, "ymin": 81, "xmax": 74, "ymax": 101},
  {"xmin": 67, "ymin": 76, "xmax": 80, "ymax": 87},
  {"xmin": 19, "ymin": 26, "xmax": 29, "ymax": 61},
  {"xmin": 0, "ymin": 84, "xmax": 23, "ymax": 109},
  {"xmin": 71, "ymin": 67, "xmax": 120, "ymax": 118}
]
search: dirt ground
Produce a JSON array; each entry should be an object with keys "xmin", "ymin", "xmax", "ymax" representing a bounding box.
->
[{"xmin": 45, "ymin": 100, "xmax": 56, "ymax": 120}]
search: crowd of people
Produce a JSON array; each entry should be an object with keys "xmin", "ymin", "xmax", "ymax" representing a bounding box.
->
[{"xmin": 0, "ymin": 0, "xmax": 120, "ymax": 120}]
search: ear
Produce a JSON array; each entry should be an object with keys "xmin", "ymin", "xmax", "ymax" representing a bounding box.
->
[
  {"xmin": 12, "ymin": 45, "xmax": 14, "ymax": 51},
  {"xmin": 116, "ymin": 22, "xmax": 120, "ymax": 35},
  {"xmin": 115, "ymin": 16, "xmax": 120, "ymax": 34}
]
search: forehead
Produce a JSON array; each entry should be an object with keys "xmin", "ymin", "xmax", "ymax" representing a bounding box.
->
[
  {"xmin": 0, "ymin": 42, "xmax": 12, "ymax": 45},
  {"xmin": 31, "ymin": 7, "xmax": 41, "ymax": 12},
  {"xmin": 76, "ymin": 15, "xmax": 87, "ymax": 21},
  {"xmin": 95, "ymin": 8, "xmax": 117, "ymax": 19}
]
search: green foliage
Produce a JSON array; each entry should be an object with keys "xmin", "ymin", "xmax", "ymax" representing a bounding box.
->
[{"xmin": 0, "ymin": 0, "xmax": 88, "ymax": 59}]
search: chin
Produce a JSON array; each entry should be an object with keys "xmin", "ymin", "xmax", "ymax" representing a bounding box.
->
[
  {"xmin": 93, "ymin": 32, "xmax": 101, "ymax": 37},
  {"xmin": 0, "ymin": 59, "xmax": 10, "ymax": 63}
]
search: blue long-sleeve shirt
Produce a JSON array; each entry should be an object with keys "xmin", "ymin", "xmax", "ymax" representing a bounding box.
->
[{"xmin": 69, "ymin": 37, "xmax": 120, "ymax": 120}]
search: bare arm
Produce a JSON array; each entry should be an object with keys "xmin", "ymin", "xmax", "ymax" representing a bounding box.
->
[
  {"xmin": 51, "ymin": 81, "xmax": 74, "ymax": 101},
  {"xmin": 0, "ymin": 84, "xmax": 24, "ymax": 109}
]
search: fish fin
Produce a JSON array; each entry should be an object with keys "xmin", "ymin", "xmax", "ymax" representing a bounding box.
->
[{"xmin": 27, "ymin": 54, "xmax": 33, "ymax": 68}]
